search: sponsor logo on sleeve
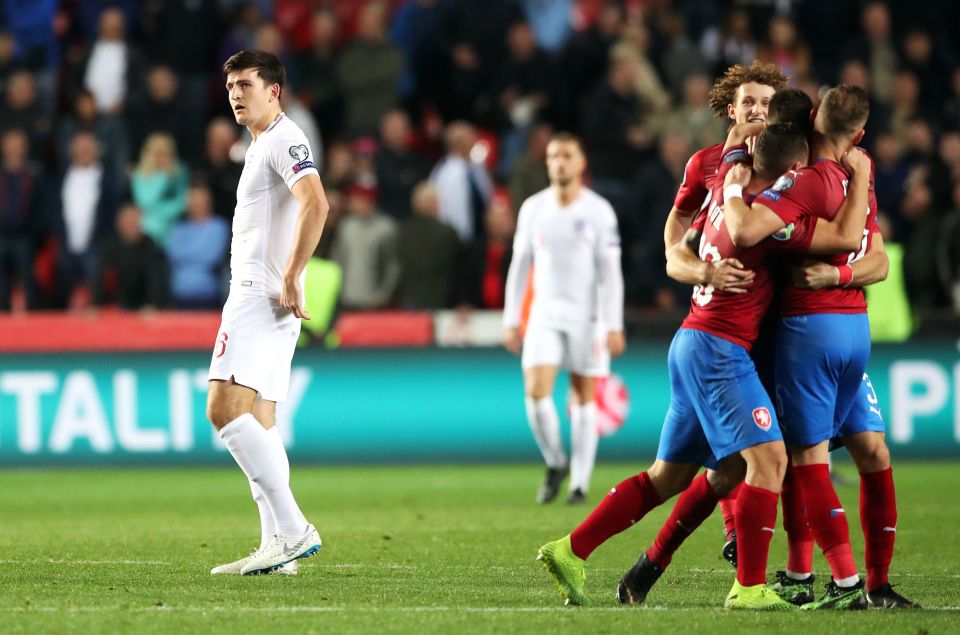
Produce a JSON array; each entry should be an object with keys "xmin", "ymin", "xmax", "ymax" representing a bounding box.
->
[
  {"xmin": 723, "ymin": 147, "xmax": 748, "ymax": 163},
  {"xmin": 289, "ymin": 144, "xmax": 314, "ymax": 173},
  {"xmin": 772, "ymin": 223, "xmax": 795, "ymax": 241},
  {"xmin": 760, "ymin": 189, "xmax": 781, "ymax": 202}
]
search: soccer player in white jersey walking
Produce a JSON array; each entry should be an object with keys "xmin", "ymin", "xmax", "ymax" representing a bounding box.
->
[
  {"xmin": 503, "ymin": 133, "xmax": 625, "ymax": 504},
  {"xmin": 207, "ymin": 50, "xmax": 329, "ymax": 576}
]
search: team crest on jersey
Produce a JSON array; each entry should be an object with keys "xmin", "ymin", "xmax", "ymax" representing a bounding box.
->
[
  {"xmin": 752, "ymin": 407, "xmax": 772, "ymax": 431},
  {"xmin": 772, "ymin": 223, "xmax": 795, "ymax": 241},
  {"xmin": 289, "ymin": 144, "xmax": 314, "ymax": 173},
  {"xmin": 574, "ymin": 219, "xmax": 585, "ymax": 233}
]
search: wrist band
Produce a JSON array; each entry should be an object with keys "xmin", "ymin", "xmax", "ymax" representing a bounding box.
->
[
  {"xmin": 723, "ymin": 184, "xmax": 743, "ymax": 202},
  {"xmin": 838, "ymin": 264, "xmax": 854, "ymax": 287}
]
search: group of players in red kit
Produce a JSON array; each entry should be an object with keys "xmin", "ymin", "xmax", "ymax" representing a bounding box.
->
[{"xmin": 536, "ymin": 61, "xmax": 919, "ymax": 611}]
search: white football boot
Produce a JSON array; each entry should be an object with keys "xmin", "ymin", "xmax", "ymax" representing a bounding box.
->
[
  {"xmin": 211, "ymin": 551, "xmax": 300, "ymax": 576},
  {"xmin": 240, "ymin": 524, "xmax": 322, "ymax": 575}
]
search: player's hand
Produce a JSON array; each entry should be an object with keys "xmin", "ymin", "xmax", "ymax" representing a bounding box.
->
[
  {"xmin": 841, "ymin": 147, "xmax": 870, "ymax": 174},
  {"xmin": 791, "ymin": 261, "xmax": 840, "ymax": 289},
  {"xmin": 280, "ymin": 275, "xmax": 311, "ymax": 320},
  {"xmin": 724, "ymin": 163, "xmax": 751, "ymax": 188},
  {"xmin": 503, "ymin": 327, "xmax": 522, "ymax": 355},
  {"xmin": 607, "ymin": 330, "xmax": 626, "ymax": 358},
  {"xmin": 727, "ymin": 121, "xmax": 765, "ymax": 145},
  {"xmin": 707, "ymin": 258, "xmax": 755, "ymax": 293}
]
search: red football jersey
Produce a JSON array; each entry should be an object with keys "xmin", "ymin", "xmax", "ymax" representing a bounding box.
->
[
  {"xmin": 682, "ymin": 166, "xmax": 816, "ymax": 350},
  {"xmin": 673, "ymin": 143, "xmax": 724, "ymax": 215},
  {"xmin": 754, "ymin": 156, "xmax": 879, "ymax": 316}
]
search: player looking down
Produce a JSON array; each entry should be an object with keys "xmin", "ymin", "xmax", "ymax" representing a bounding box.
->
[{"xmin": 503, "ymin": 133, "xmax": 625, "ymax": 505}]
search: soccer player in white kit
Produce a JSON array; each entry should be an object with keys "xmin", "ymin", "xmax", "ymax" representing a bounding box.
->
[
  {"xmin": 503, "ymin": 133, "xmax": 626, "ymax": 504},
  {"xmin": 207, "ymin": 50, "xmax": 329, "ymax": 576}
]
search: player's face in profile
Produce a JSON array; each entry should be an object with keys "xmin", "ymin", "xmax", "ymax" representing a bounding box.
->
[
  {"xmin": 729, "ymin": 82, "xmax": 776, "ymax": 125},
  {"xmin": 225, "ymin": 68, "xmax": 276, "ymax": 126},
  {"xmin": 546, "ymin": 140, "xmax": 585, "ymax": 186}
]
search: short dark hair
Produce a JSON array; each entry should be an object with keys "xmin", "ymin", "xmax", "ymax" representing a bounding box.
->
[
  {"xmin": 754, "ymin": 123, "xmax": 808, "ymax": 179},
  {"xmin": 223, "ymin": 50, "xmax": 285, "ymax": 96},
  {"xmin": 817, "ymin": 85, "xmax": 870, "ymax": 139},
  {"xmin": 547, "ymin": 131, "xmax": 585, "ymax": 152},
  {"xmin": 768, "ymin": 88, "xmax": 814, "ymax": 135}
]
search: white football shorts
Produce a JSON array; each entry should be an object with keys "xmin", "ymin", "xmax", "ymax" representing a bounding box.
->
[
  {"xmin": 521, "ymin": 321, "xmax": 609, "ymax": 377},
  {"xmin": 208, "ymin": 293, "xmax": 301, "ymax": 402}
]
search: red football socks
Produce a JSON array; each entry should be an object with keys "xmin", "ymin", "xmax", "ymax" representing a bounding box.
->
[
  {"xmin": 781, "ymin": 465, "xmax": 814, "ymax": 575},
  {"xmin": 718, "ymin": 483, "xmax": 740, "ymax": 541},
  {"xmin": 569, "ymin": 471, "xmax": 663, "ymax": 560},
  {"xmin": 793, "ymin": 463, "xmax": 858, "ymax": 582},
  {"xmin": 860, "ymin": 467, "xmax": 897, "ymax": 591},
  {"xmin": 647, "ymin": 472, "xmax": 721, "ymax": 569},
  {"xmin": 734, "ymin": 483, "xmax": 779, "ymax": 586}
]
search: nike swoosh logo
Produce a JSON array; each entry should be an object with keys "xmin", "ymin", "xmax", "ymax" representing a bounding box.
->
[
  {"xmin": 883, "ymin": 527, "xmax": 897, "ymax": 532},
  {"xmin": 761, "ymin": 527, "xmax": 775, "ymax": 534}
]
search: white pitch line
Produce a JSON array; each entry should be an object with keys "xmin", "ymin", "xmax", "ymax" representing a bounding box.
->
[
  {"xmin": 687, "ymin": 567, "xmax": 960, "ymax": 579},
  {"xmin": 2, "ymin": 605, "xmax": 959, "ymax": 614},
  {"xmin": 0, "ymin": 559, "xmax": 171, "ymax": 566}
]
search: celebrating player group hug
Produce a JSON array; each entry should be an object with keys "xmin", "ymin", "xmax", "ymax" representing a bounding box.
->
[{"xmin": 201, "ymin": 47, "xmax": 915, "ymax": 611}]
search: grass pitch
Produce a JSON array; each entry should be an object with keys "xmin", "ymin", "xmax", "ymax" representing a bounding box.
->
[{"xmin": 1, "ymin": 460, "xmax": 957, "ymax": 634}]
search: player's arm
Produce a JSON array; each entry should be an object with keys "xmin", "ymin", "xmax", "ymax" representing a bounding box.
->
[
  {"xmin": 664, "ymin": 152, "xmax": 707, "ymax": 254},
  {"xmin": 502, "ymin": 203, "xmax": 533, "ymax": 355},
  {"xmin": 596, "ymin": 208, "xmax": 626, "ymax": 357},
  {"xmin": 804, "ymin": 149, "xmax": 871, "ymax": 255},
  {"xmin": 722, "ymin": 164, "xmax": 789, "ymax": 248},
  {"xmin": 792, "ymin": 231, "xmax": 888, "ymax": 289},
  {"xmin": 281, "ymin": 173, "xmax": 330, "ymax": 319},
  {"xmin": 723, "ymin": 122, "xmax": 765, "ymax": 151},
  {"xmin": 666, "ymin": 228, "xmax": 756, "ymax": 293}
]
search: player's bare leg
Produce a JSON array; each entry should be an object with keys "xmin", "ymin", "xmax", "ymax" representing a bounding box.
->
[
  {"xmin": 538, "ymin": 460, "xmax": 698, "ymax": 605},
  {"xmin": 567, "ymin": 373, "xmax": 597, "ymax": 504},
  {"xmin": 524, "ymin": 364, "xmax": 568, "ymax": 503},
  {"xmin": 842, "ymin": 431, "xmax": 918, "ymax": 608},
  {"xmin": 208, "ymin": 378, "xmax": 320, "ymax": 575},
  {"xmin": 619, "ymin": 457, "xmax": 745, "ymax": 605},
  {"xmin": 790, "ymin": 441, "xmax": 867, "ymax": 609}
]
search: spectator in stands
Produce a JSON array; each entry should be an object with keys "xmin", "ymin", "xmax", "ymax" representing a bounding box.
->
[
  {"xmin": 563, "ymin": 2, "xmax": 625, "ymax": 109},
  {"xmin": 0, "ymin": 129, "xmax": 42, "ymax": 311},
  {"xmin": 942, "ymin": 68, "xmax": 960, "ymax": 132},
  {"xmin": 389, "ymin": 0, "xmax": 446, "ymax": 110},
  {"xmin": 938, "ymin": 180, "xmax": 960, "ymax": 313},
  {"xmin": 94, "ymin": 203, "xmax": 165, "ymax": 311},
  {"xmin": 617, "ymin": 22, "xmax": 670, "ymax": 118},
  {"xmin": 375, "ymin": 109, "xmax": 429, "ymax": 220},
  {"xmin": 331, "ymin": 183, "xmax": 399, "ymax": 310},
  {"xmin": 838, "ymin": 59, "xmax": 891, "ymax": 149},
  {"xmin": 580, "ymin": 44, "xmax": 654, "ymax": 215},
  {"xmin": 57, "ymin": 89, "xmax": 127, "ymax": 181},
  {"xmin": 127, "ymin": 65, "xmax": 194, "ymax": 162},
  {"xmin": 298, "ymin": 9, "xmax": 344, "ymax": 143},
  {"xmin": 700, "ymin": 8, "xmax": 756, "ymax": 75},
  {"xmin": 659, "ymin": 13, "xmax": 709, "ymax": 98},
  {"xmin": 131, "ymin": 133, "xmax": 188, "ymax": 248},
  {"xmin": 166, "ymin": 183, "xmax": 229, "ymax": 309},
  {"xmin": 658, "ymin": 72, "xmax": 727, "ymax": 151},
  {"xmin": 842, "ymin": 1, "xmax": 897, "ymax": 105},
  {"xmin": 900, "ymin": 28, "xmax": 950, "ymax": 115},
  {"xmin": 431, "ymin": 121, "xmax": 493, "ymax": 243},
  {"xmin": 521, "ymin": 0, "xmax": 572, "ymax": 53},
  {"xmin": 323, "ymin": 141, "xmax": 356, "ymax": 191},
  {"xmin": 902, "ymin": 181, "xmax": 948, "ymax": 308},
  {"xmin": 0, "ymin": 71, "xmax": 50, "ymax": 163},
  {"xmin": 195, "ymin": 118, "xmax": 242, "ymax": 222},
  {"xmin": 888, "ymin": 71, "xmax": 925, "ymax": 151},
  {"xmin": 0, "ymin": 31, "xmax": 21, "ymax": 94},
  {"xmin": 508, "ymin": 122, "xmax": 551, "ymax": 211},
  {"xmin": 461, "ymin": 193, "xmax": 514, "ymax": 309},
  {"xmin": 54, "ymin": 132, "xmax": 118, "ymax": 307},
  {"xmin": 496, "ymin": 20, "xmax": 556, "ymax": 176},
  {"xmin": 337, "ymin": 0, "xmax": 404, "ymax": 136},
  {"xmin": 70, "ymin": 7, "xmax": 144, "ymax": 116},
  {"xmin": 219, "ymin": 2, "xmax": 262, "ymax": 63},
  {"xmin": 397, "ymin": 181, "xmax": 461, "ymax": 309},
  {"xmin": 757, "ymin": 14, "xmax": 812, "ymax": 85},
  {"xmin": 873, "ymin": 132, "xmax": 910, "ymax": 237}
]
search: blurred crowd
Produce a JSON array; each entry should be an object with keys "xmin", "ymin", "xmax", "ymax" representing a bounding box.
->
[{"xmin": 1, "ymin": 0, "xmax": 959, "ymax": 315}]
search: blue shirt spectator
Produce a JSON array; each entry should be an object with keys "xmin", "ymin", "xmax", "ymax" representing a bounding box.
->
[
  {"xmin": 167, "ymin": 183, "xmax": 229, "ymax": 309},
  {"xmin": 131, "ymin": 132, "xmax": 188, "ymax": 248}
]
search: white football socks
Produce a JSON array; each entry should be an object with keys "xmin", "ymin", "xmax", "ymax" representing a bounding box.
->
[
  {"xmin": 249, "ymin": 481, "xmax": 274, "ymax": 551},
  {"xmin": 569, "ymin": 401, "xmax": 598, "ymax": 493},
  {"xmin": 525, "ymin": 396, "xmax": 567, "ymax": 469},
  {"xmin": 220, "ymin": 414, "xmax": 308, "ymax": 538}
]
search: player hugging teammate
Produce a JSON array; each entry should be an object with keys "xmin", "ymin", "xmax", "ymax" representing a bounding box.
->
[{"xmin": 536, "ymin": 62, "xmax": 917, "ymax": 611}]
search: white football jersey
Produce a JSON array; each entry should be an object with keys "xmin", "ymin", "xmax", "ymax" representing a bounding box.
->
[
  {"xmin": 503, "ymin": 187, "xmax": 624, "ymax": 332},
  {"xmin": 231, "ymin": 113, "xmax": 318, "ymax": 299}
]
